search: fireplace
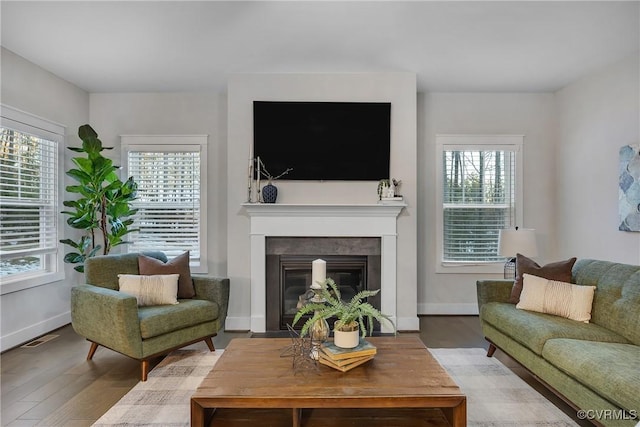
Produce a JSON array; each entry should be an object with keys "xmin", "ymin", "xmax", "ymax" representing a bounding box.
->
[
  {"xmin": 243, "ymin": 203, "xmax": 405, "ymax": 334},
  {"xmin": 265, "ymin": 237, "xmax": 381, "ymax": 331}
]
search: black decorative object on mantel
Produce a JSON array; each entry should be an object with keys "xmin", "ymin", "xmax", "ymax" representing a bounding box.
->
[
  {"xmin": 262, "ymin": 183, "xmax": 278, "ymax": 203},
  {"xmin": 256, "ymin": 157, "xmax": 292, "ymax": 204}
]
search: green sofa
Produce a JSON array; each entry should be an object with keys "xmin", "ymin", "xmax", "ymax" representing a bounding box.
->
[
  {"xmin": 477, "ymin": 259, "xmax": 640, "ymax": 427},
  {"xmin": 70, "ymin": 252, "xmax": 230, "ymax": 381}
]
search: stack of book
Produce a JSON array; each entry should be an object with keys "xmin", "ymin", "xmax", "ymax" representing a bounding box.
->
[{"xmin": 318, "ymin": 340, "xmax": 377, "ymax": 372}]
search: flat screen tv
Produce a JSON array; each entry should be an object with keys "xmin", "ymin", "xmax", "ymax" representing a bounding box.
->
[{"xmin": 253, "ymin": 101, "xmax": 391, "ymax": 181}]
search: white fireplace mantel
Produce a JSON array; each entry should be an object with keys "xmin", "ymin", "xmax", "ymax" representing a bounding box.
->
[
  {"xmin": 244, "ymin": 203, "xmax": 406, "ymax": 216},
  {"xmin": 243, "ymin": 203, "xmax": 406, "ymax": 333}
]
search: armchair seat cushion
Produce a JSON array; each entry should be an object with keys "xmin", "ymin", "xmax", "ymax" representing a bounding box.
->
[{"xmin": 138, "ymin": 299, "xmax": 219, "ymax": 339}]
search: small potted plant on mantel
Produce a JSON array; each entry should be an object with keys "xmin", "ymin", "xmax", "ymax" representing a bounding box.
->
[{"xmin": 292, "ymin": 278, "xmax": 395, "ymax": 348}]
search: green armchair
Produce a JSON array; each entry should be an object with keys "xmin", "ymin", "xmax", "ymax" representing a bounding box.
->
[{"xmin": 70, "ymin": 252, "xmax": 230, "ymax": 381}]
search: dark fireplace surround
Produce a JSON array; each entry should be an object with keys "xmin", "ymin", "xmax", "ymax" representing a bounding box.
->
[{"xmin": 265, "ymin": 237, "xmax": 381, "ymax": 332}]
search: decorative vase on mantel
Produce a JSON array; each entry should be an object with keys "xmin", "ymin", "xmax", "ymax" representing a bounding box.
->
[{"xmin": 262, "ymin": 182, "xmax": 278, "ymax": 203}]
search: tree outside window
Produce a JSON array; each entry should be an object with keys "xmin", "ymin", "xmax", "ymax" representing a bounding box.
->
[{"xmin": 436, "ymin": 135, "xmax": 523, "ymax": 273}]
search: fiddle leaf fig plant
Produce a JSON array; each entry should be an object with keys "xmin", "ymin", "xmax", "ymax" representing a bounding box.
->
[
  {"xmin": 60, "ymin": 124, "xmax": 138, "ymax": 272},
  {"xmin": 292, "ymin": 278, "xmax": 395, "ymax": 339}
]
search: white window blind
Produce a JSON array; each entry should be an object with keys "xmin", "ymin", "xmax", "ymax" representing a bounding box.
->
[
  {"xmin": 122, "ymin": 136, "xmax": 208, "ymax": 273},
  {"xmin": 436, "ymin": 135, "xmax": 523, "ymax": 273},
  {"xmin": 0, "ymin": 106, "xmax": 64, "ymax": 286}
]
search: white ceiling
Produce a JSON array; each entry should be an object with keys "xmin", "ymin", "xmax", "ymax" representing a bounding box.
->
[{"xmin": 2, "ymin": 1, "xmax": 638, "ymax": 93}]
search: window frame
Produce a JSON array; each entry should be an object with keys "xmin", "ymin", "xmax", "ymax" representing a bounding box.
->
[
  {"xmin": 0, "ymin": 105, "xmax": 65, "ymax": 294},
  {"xmin": 435, "ymin": 134, "xmax": 524, "ymax": 274},
  {"xmin": 121, "ymin": 135, "xmax": 208, "ymax": 273}
]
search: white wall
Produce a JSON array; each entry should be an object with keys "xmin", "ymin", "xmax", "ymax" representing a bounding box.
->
[
  {"xmin": 555, "ymin": 54, "xmax": 640, "ymax": 264},
  {"xmin": 226, "ymin": 73, "xmax": 419, "ymax": 331},
  {"xmin": 0, "ymin": 48, "xmax": 90, "ymax": 351},
  {"xmin": 417, "ymin": 92, "xmax": 557, "ymax": 314},
  {"xmin": 88, "ymin": 92, "xmax": 229, "ymax": 276}
]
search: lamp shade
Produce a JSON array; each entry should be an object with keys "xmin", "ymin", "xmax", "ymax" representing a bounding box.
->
[{"xmin": 498, "ymin": 228, "xmax": 538, "ymax": 257}]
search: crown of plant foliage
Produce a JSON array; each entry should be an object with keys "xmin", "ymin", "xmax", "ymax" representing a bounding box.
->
[
  {"xmin": 292, "ymin": 278, "xmax": 394, "ymax": 338},
  {"xmin": 60, "ymin": 124, "xmax": 138, "ymax": 272}
]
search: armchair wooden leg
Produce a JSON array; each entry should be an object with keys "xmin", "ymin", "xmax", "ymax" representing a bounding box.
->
[
  {"xmin": 87, "ymin": 342, "xmax": 99, "ymax": 360},
  {"xmin": 487, "ymin": 343, "xmax": 497, "ymax": 357},
  {"xmin": 204, "ymin": 337, "xmax": 215, "ymax": 352},
  {"xmin": 141, "ymin": 360, "xmax": 149, "ymax": 382}
]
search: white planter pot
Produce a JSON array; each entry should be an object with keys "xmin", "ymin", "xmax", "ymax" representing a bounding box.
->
[{"xmin": 333, "ymin": 328, "xmax": 360, "ymax": 349}]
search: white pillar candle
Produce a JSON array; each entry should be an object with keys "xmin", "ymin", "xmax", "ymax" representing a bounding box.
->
[{"xmin": 311, "ymin": 259, "xmax": 326, "ymax": 289}]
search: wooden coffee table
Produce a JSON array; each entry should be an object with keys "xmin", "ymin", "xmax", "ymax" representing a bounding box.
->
[{"xmin": 191, "ymin": 336, "xmax": 466, "ymax": 427}]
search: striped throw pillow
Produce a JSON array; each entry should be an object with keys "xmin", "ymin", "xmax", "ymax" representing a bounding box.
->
[
  {"xmin": 118, "ymin": 274, "xmax": 180, "ymax": 306},
  {"xmin": 516, "ymin": 273, "xmax": 596, "ymax": 323}
]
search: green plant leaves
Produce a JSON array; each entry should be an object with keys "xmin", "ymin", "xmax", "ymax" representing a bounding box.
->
[
  {"xmin": 292, "ymin": 278, "xmax": 395, "ymax": 338},
  {"xmin": 63, "ymin": 252, "xmax": 84, "ymax": 264},
  {"xmin": 71, "ymin": 157, "xmax": 93, "ymax": 174},
  {"xmin": 81, "ymin": 135, "xmax": 102, "ymax": 155},
  {"xmin": 60, "ymin": 124, "xmax": 138, "ymax": 272},
  {"xmin": 78, "ymin": 124, "xmax": 98, "ymax": 141}
]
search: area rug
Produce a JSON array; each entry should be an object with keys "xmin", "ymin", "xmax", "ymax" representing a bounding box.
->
[
  {"xmin": 432, "ymin": 348, "xmax": 577, "ymax": 426},
  {"xmin": 93, "ymin": 347, "xmax": 578, "ymax": 426},
  {"xmin": 93, "ymin": 349, "xmax": 223, "ymax": 427}
]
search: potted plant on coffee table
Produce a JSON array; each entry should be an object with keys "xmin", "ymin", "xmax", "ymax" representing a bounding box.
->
[{"xmin": 292, "ymin": 278, "xmax": 395, "ymax": 348}]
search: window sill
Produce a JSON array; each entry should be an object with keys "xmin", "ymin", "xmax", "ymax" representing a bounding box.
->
[
  {"xmin": 190, "ymin": 263, "xmax": 208, "ymax": 275},
  {"xmin": 435, "ymin": 262, "xmax": 504, "ymax": 275},
  {"xmin": 0, "ymin": 271, "xmax": 65, "ymax": 295}
]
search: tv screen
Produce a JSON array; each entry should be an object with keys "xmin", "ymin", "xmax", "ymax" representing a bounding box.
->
[{"xmin": 253, "ymin": 101, "xmax": 391, "ymax": 181}]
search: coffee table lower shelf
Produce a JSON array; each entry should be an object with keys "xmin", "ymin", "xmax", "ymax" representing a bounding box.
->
[{"xmin": 191, "ymin": 406, "xmax": 465, "ymax": 427}]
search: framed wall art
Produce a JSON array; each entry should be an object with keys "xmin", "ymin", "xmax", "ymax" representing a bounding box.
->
[{"xmin": 619, "ymin": 144, "xmax": 640, "ymax": 231}]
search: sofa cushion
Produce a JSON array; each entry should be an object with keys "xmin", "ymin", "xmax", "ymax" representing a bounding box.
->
[
  {"xmin": 138, "ymin": 299, "xmax": 219, "ymax": 339},
  {"xmin": 517, "ymin": 274, "xmax": 596, "ymax": 323},
  {"xmin": 542, "ymin": 339, "xmax": 640, "ymax": 413},
  {"xmin": 572, "ymin": 259, "xmax": 640, "ymax": 345},
  {"xmin": 138, "ymin": 251, "xmax": 195, "ymax": 299},
  {"xmin": 510, "ymin": 254, "xmax": 577, "ymax": 304},
  {"xmin": 481, "ymin": 302, "xmax": 629, "ymax": 355}
]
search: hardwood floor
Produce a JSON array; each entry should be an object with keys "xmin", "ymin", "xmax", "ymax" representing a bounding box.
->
[
  {"xmin": 1, "ymin": 316, "xmax": 589, "ymax": 426},
  {"xmin": 1, "ymin": 326, "xmax": 249, "ymax": 426}
]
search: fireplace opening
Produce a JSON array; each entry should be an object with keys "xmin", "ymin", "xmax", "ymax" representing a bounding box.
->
[
  {"xmin": 265, "ymin": 237, "xmax": 381, "ymax": 332},
  {"xmin": 279, "ymin": 255, "xmax": 371, "ymax": 330}
]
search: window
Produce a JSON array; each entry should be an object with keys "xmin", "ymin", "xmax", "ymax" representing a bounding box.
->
[
  {"xmin": 436, "ymin": 135, "xmax": 523, "ymax": 273},
  {"xmin": 121, "ymin": 135, "xmax": 208, "ymax": 273},
  {"xmin": 0, "ymin": 105, "xmax": 65, "ymax": 291}
]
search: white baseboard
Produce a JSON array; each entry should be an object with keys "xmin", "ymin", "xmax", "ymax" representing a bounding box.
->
[
  {"xmin": 396, "ymin": 316, "xmax": 420, "ymax": 332},
  {"xmin": 418, "ymin": 303, "xmax": 479, "ymax": 315},
  {"xmin": 0, "ymin": 311, "xmax": 71, "ymax": 352},
  {"xmin": 224, "ymin": 316, "xmax": 251, "ymax": 332}
]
